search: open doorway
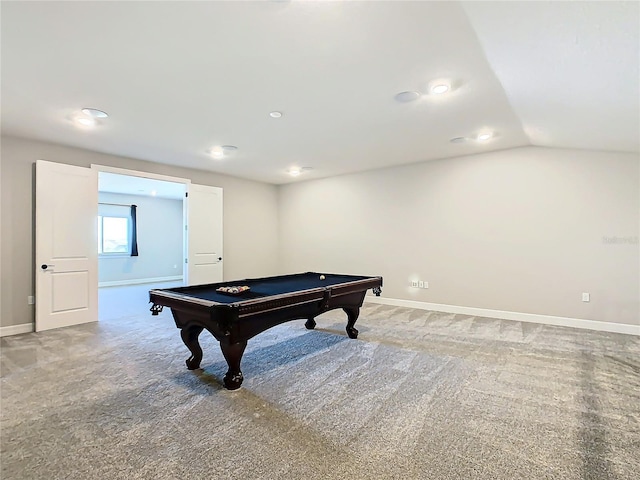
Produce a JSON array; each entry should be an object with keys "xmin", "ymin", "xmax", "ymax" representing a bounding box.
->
[
  {"xmin": 97, "ymin": 172, "xmax": 186, "ymax": 321},
  {"xmin": 98, "ymin": 172, "xmax": 187, "ymax": 288},
  {"xmin": 34, "ymin": 161, "xmax": 224, "ymax": 331}
]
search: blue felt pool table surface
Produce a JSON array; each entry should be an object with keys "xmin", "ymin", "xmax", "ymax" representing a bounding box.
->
[{"xmin": 160, "ymin": 272, "xmax": 375, "ymax": 304}]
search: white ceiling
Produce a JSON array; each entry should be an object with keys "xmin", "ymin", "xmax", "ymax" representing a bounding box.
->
[{"xmin": 2, "ymin": 1, "xmax": 638, "ymax": 185}]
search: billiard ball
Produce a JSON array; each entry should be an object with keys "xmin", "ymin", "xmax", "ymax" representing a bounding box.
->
[{"xmin": 320, "ymin": 275, "xmax": 325, "ymax": 280}]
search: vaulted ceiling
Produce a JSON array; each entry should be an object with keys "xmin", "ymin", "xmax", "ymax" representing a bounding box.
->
[{"xmin": 2, "ymin": 1, "xmax": 638, "ymax": 184}]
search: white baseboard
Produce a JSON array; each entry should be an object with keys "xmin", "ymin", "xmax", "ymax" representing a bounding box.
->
[
  {"xmin": 99, "ymin": 276, "xmax": 183, "ymax": 288},
  {"xmin": 365, "ymin": 296, "xmax": 640, "ymax": 336},
  {"xmin": 0, "ymin": 323, "xmax": 34, "ymax": 337}
]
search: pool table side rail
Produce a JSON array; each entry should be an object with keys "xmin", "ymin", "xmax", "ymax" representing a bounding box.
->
[
  {"xmin": 149, "ymin": 289, "xmax": 217, "ymax": 308},
  {"xmin": 237, "ymin": 276, "xmax": 382, "ymax": 317},
  {"xmin": 149, "ymin": 276, "xmax": 382, "ymax": 319}
]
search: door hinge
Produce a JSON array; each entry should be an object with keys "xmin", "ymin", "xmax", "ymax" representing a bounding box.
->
[{"xmin": 185, "ymin": 258, "xmax": 188, "ymax": 264}]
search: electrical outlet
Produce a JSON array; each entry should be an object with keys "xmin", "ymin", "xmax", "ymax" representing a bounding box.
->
[
  {"xmin": 411, "ymin": 280, "xmax": 419, "ymax": 288},
  {"xmin": 418, "ymin": 281, "xmax": 424, "ymax": 288},
  {"xmin": 582, "ymin": 292, "xmax": 590, "ymax": 302},
  {"xmin": 28, "ymin": 295, "xmax": 35, "ymax": 305}
]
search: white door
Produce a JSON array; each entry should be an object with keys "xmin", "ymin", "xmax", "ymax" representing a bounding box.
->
[
  {"xmin": 36, "ymin": 160, "xmax": 98, "ymax": 331},
  {"xmin": 187, "ymin": 183, "xmax": 223, "ymax": 285}
]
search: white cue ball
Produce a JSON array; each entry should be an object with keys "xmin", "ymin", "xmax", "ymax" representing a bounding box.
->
[{"xmin": 320, "ymin": 275, "xmax": 325, "ymax": 280}]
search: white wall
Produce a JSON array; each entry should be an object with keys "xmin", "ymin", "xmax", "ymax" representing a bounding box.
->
[
  {"xmin": 2, "ymin": 135, "xmax": 638, "ymax": 333},
  {"xmin": 0, "ymin": 135, "xmax": 279, "ymax": 329},
  {"xmin": 0, "ymin": 137, "xmax": 3, "ymax": 327},
  {"xmin": 98, "ymin": 192, "xmax": 183, "ymax": 284},
  {"xmin": 278, "ymin": 146, "xmax": 639, "ymax": 327}
]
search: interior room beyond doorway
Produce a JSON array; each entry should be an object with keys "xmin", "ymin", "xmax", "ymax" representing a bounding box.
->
[{"xmin": 98, "ymin": 172, "xmax": 186, "ymax": 289}]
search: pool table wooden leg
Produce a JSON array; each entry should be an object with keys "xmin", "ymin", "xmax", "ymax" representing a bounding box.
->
[
  {"xmin": 220, "ymin": 340, "xmax": 247, "ymax": 390},
  {"xmin": 344, "ymin": 307, "xmax": 360, "ymax": 339},
  {"xmin": 180, "ymin": 325, "xmax": 204, "ymax": 370}
]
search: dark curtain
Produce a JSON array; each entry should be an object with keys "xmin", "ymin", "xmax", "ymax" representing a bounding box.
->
[{"xmin": 130, "ymin": 205, "xmax": 139, "ymax": 256}]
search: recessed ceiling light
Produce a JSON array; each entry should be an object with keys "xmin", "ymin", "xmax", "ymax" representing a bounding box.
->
[
  {"xmin": 209, "ymin": 146, "xmax": 224, "ymax": 159},
  {"xmin": 81, "ymin": 108, "xmax": 108, "ymax": 118},
  {"xmin": 394, "ymin": 91, "xmax": 421, "ymax": 103},
  {"xmin": 75, "ymin": 116, "xmax": 96, "ymax": 127},
  {"xmin": 431, "ymin": 84, "xmax": 450, "ymax": 95},
  {"xmin": 150, "ymin": 190, "xmax": 157, "ymax": 196},
  {"xmin": 477, "ymin": 132, "xmax": 493, "ymax": 141},
  {"xmin": 269, "ymin": 111, "xmax": 283, "ymax": 118},
  {"xmin": 426, "ymin": 78, "xmax": 459, "ymax": 96},
  {"xmin": 287, "ymin": 166, "xmax": 312, "ymax": 177},
  {"xmin": 208, "ymin": 145, "xmax": 238, "ymax": 159}
]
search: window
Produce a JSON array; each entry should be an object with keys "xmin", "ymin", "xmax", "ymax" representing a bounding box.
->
[{"xmin": 98, "ymin": 215, "xmax": 129, "ymax": 254}]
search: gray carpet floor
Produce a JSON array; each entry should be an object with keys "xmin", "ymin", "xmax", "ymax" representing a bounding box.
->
[{"xmin": 1, "ymin": 283, "xmax": 639, "ymax": 480}]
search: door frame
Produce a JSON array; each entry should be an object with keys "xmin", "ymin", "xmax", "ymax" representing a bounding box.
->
[{"xmin": 91, "ymin": 164, "xmax": 191, "ymax": 284}]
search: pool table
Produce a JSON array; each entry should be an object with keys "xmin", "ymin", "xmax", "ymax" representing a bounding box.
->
[{"xmin": 149, "ymin": 272, "xmax": 383, "ymax": 390}]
